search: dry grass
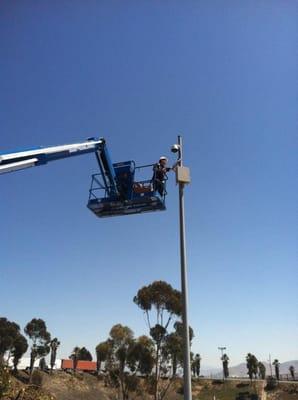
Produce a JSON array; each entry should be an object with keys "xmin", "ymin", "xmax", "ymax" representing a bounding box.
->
[
  {"xmin": 266, "ymin": 382, "xmax": 298, "ymax": 400},
  {"xmin": 5, "ymin": 371, "xmax": 298, "ymax": 400}
]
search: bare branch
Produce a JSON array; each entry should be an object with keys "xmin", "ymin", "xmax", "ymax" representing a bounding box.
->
[{"xmin": 164, "ymin": 314, "xmax": 172, "ymax": 331}]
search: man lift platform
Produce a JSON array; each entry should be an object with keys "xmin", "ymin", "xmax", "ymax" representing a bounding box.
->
[{"xmin": 0, "ymin": 137, "xmax": 166, "ymax": 218}]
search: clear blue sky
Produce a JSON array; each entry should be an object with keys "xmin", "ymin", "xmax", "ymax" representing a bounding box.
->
[{"xmin": 0, "ymin": 1, "xmax": 297, "ymax": 368}]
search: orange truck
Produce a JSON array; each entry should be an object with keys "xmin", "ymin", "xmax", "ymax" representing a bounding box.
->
[{"xmin": 61, "ymin": 359, "xmax": 97, "ymax": 372}]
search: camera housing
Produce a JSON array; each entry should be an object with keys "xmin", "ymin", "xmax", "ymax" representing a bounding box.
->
[{"xmin": 171, "ymin": 144, "xmax": 180, "ymax": 153}]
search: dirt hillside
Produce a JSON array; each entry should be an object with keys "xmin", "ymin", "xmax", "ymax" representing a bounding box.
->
[{"xmin": 5, "ymin": 371, "xmax": 298, "ymax": 400}]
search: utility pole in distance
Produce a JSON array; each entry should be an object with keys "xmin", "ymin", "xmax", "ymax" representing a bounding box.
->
[{"xmin": 172, "ymin": 135, "xmax": 191, "ymax": 400}]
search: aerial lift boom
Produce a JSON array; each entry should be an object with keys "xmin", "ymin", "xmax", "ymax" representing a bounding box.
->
[{"xmin": 0, "ymin": 138, "xmax": 166, "ymax": 217}]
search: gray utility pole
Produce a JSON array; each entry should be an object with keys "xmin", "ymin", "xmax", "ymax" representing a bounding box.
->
[
  {"xmin": 218, "ymin": 347, "xmax": 227, "ymax": 380},
  {"xmin": 173, "ymin": 135, "xmax": 192, "ymax": 400}
]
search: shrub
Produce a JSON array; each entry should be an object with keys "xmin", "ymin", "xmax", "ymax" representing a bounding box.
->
[
  {"xmin": 212, "ymin": 379, "xmax": 224, "ymax": 385},
  {"xmin": 22, "ymin": 387, "xmax": 55, "ymax": 400},
  {"xmin": 265, "ymin": 376, "xmax": 277, "ymax": 391},
  {"xmin": 236, "ymin": 382, "xmax": 250, "ymax": 388},
  {"xmin": 235, "ymin": 392, "xmax": 251, "ymax": 400},
  {"xmin": 144, "ymin": 375, "xmax": 156, "ymax": 395},
  {"xmin": 176, "ymin": 384, "xmax": 184, "ymax": 394},
  {"xmin": 285, "ymin": 385, "xmax": 298, "ymax": 394},
  {"xmin": 0, "ymin": 365, "xmax": 11, "ymax": 397}
]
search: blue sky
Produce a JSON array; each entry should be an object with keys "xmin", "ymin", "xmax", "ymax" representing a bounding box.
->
[{"xmin": 0, "ymin": 1, "xmax": 297, "ymax": 368}]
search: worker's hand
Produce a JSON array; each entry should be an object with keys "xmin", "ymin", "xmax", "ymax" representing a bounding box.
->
[{"xmin": 172, "ymin": 159, "xmax": 181, "ymax": 169}]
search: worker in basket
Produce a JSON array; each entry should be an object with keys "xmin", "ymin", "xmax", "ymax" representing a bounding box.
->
[{"xmin": 152, "ymin": 156, "xmax": 171, "ymax": 196}]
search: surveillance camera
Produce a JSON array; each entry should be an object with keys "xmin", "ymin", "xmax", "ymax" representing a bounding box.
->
[{"xmin": 171, "ymin": 144, "xmax": 180, "ymax": 153}]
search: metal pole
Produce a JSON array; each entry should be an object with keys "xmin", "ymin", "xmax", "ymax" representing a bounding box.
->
[{"xmin": 177, "ymin": 135, "xmax": 192, "ymax": 400}]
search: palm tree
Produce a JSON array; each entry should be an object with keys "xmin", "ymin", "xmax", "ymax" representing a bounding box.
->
[
  {"xmin": 50, "ymin": 338, "xmax": 60, "ymax": 372},
  {"xmin": 221, "ymin": 354, "xmax": 229, "ymax": 379},
  {"xmin": 70, "ymin": 347, "xmax": 80, "ymax": 373},
  {"xmin": 272, "ymin": 359, "xmax": 280, "ymax": 381},
  {"xmin": 289, "ymin": 365, "xmax": 295, "ymax": 380},
  {"xmin": 191, "ymin": 354, "xmax": 201, "ymax": 378}
]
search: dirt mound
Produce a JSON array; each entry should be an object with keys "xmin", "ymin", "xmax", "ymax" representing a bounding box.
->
[
  {"xmin": 41, "ymin": 371, "xmax": 113, "ymax": 400},
  {"xmin": 6, "ymin": 370, "xmax": 114, "ymax": 400}
]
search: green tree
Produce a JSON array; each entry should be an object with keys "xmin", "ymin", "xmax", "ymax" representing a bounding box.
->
[
  {"xmin": 96, "ymin": 340, "xmax": 112, "ymax": 373},
  {"xmin": 77, "ymin": 347, "xmax": 92, "ymax": 361},
  {"xmin": 110, "ymin": 323, "xmax": 134, "ymax": 399},
  {"xmin": 11, "ymin": 333, "xmax": 28, "ymax": 372},
  {"xmin": 24, "ymin": 318, "xmax": 51, "ymax": 382},
  {"xmin": 163, "ymin": 321, "xmax": 194, "ymax": 377},
  {"xmin": 0, "ymin": 318, "xmax": 20, "ymax": 364},
  {"xmin": 50, "ymin": 338, "xmax": 60, "ymax": 372},
  {"xmin": 221, "ymin": 353, "xmax": 229, "ymax": 379},
  {"xmin": 273, "ymin": 359, "xmax": 280, "ymax": 381},
  {"xmin": 163, "ymin": 332, "xmax": 181, "ymax": 377},
  {"xmin": 289, "ymin": 365, "xmax": 295, "ymax": 380},
  {"xmin": 131, "ymin": 335, "xmax": 154, "ymax": 376},
  {"xmin": 133, "ymin": 280, "xmax": 181, "ymax": 400},
  {"xmin": 258, "ymin": 362, "xmax": 266, "ymax": 380},
  {"xmin": 101, "ymin": 325, "xmax": 155, "ymax": 400},
  {"xmin": 246, "ymin": 353, "xmax": 258, "ymax": 382},
  {"xmin": 106, "ymin": 324, "xmax": 138, "ymax": 400}
]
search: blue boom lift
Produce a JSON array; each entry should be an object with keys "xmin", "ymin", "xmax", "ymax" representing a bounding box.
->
[{"xmin": 0, "ymin": 137, "xmax": 166, "ymax": 217}]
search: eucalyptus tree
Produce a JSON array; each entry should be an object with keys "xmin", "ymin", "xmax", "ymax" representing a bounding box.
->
[
  {"xmin": 24, "ymin": 318, "xmax": 51, "ymax": 381},
  {"xmin": 128, "ymin": 335, "xmax": 155, "ymax": 376},
  {"xmin": 289, "ymin": 365, "xmax": 295, "ymax": 380},
  {"xmin": 134, "ymin": 280, "xmax": 181, "ymax": 400},
  {"xmin": 104, "ymin": 324, "xmax": 154, "ymax": 400},
  {"xmin": 163, "ymin": 321, "xmax": 194, "ymax": 377},
  {"xmin": 11, "ymin": 333, "xmax": 28, "ymax": 372},
  {"xmin": 0, "ymin": 318, "xmax": 20, "ymax": 364},
  {"xmin": 96, "ymin": 340, "xmax": 112, "ymax": 373},
  {"xmin": 50, "ymin": 338, "xmax": 60, "ymax": 372},
  {"xmin": 109, "ymin": 323, "xmax": 135, "ymax": 399},
  {"xmin": 0, "ymin": 318, "xmax": 28, "ymax": 371},
  {"xmin": 163, "ymin": 332, "xmax": 181, "ymax": 377}
]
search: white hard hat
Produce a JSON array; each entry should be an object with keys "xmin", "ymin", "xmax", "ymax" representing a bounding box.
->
[{"xmin": 159, "ymin": 156, "xmax": 168, "ymax": 162}]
